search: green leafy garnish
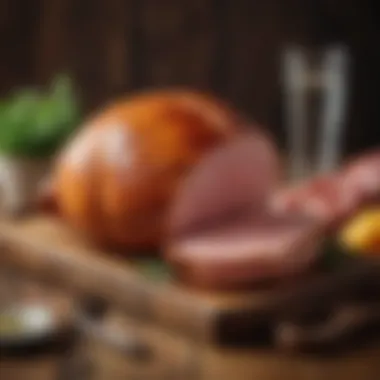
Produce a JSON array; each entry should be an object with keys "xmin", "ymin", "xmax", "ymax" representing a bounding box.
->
[
  {"xmin": 0, "ymin": 74, "xmax": 80, "ymax": 158},
  {"xmin": 130, "ymin": 258, "xmax": 174, "ymax": 282}
]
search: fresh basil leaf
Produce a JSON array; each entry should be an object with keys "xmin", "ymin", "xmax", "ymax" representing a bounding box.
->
[
  {"xmin": 131, "ymin": 258, "xmax": 174, "ymax": 282},
  {"xmin": 0, "ymin": 74, "xmax": 80, "ymax": 158}
]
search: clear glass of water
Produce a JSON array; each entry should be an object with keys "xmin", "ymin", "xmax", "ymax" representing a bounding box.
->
[{"xmin": 282, "ymin": 44, "xmax": 350, "ymax": 182}]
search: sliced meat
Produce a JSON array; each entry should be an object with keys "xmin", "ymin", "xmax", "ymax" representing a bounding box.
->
[
  {"xmin": 270, "ymin": 176, "xmax": 336, "ymax": 223},
  {"xmin": 167, "ymin": 131, "xmax": 282, "ymax": 238},
  {"xmin": 340, "ymin": 150, "xmax": 380, "ymax": 205},
  {"xmin": 166, "ymin": 213, "xmax": 322, "ymax": 289},
  {"xmin": 303, "ymin": 175, "xmax": 361, "ymax": 229},
  {"xmin": 165, "ymin": 130, "xmax": 324, "ymax": 289},
  {"xmin": 270, "ymin": 149, "xmax": 380, "ymax": 232},
  {"xmin": 270, "ymin": 181, "xmax": 310, "ymax": 214},
  {"xmin": 270, "ymin": 174, "xmax": 362, "ymax": 231}
]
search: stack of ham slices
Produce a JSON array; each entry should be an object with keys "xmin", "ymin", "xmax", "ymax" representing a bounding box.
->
[
  {"xmin": 271, "ymin": 150, "xmax": 380, "ymax": 231},
  {"xmin": 166, "ymin": 130, "xmax": 380, "ymax": 289}
]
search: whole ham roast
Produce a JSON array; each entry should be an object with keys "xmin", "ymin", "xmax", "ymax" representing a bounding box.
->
[{"xmin": 42, "ymin": 90, "xmax": 245, "ymax": 249}]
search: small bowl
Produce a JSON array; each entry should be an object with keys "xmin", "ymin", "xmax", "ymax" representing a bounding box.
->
[{"xmin": 0, "ymin": 300, "xmax": 74, "ymax": 353}]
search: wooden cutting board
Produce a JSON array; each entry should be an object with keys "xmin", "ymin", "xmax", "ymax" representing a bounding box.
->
[{"xmin": 0, "ymin": 215, "xmax": 379, "ymax": 349}]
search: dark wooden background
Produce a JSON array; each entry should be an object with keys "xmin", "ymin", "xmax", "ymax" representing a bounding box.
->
[{"xmin": 0, "ymin": 0, "xmax": 379, "ymax": 156}]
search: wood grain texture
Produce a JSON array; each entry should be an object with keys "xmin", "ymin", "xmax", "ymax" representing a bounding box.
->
[
  {"xmin": 0, "ymin": 216, "xmax": 281, "ymax": 344},
  {"xmin": 86, "ymin": 309, "xmax": 380, "ymax": 380},
  {"xmin": 103, "ymin": 0, "xmax": 133, "ymax": 98},
  {"xmin": 225, "ymin": 0, "xmax": 285, "ymax": 129},
  {"xmin": 0, "ymin": 358, "xmax": 61, "ymax": 380},
  {"xmin": 0, "ymin": 0, "xmax": 378, "ymax": 154},
  {"xmin": 1, "ymin": 216, "xmax": 380, "ymax": 351},
  {"xmin": 35, "ymin": 0, "xmax": 68, "ymax": 83},
  {"xmin": 199, "ymin": 345, "xmax": 380, "ymax": 380},
  {"xmin": 0, "ymin": 0, "xmax": 40, "ymax": 92},
  {"xmin": 2, "ymin": 273, "xmax": 380, "ymax": 380},
  {"xmin": 139, "ymin": 0, "xmax": 219, "ymax": 90}
]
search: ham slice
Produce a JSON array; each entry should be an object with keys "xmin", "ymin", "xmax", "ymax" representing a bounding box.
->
[
  {"xmin": 340, "ymin": 150, "xmax": 380, "ymax": 205},
  {"xmin": 270, "ymin": 175, "xmax": 359, "ymax": 231},
  {"xmin": 270, "ymin": 149, "xmax": 380, "ymax": 232},
  {"xmin": 165, "ymin": 131, "xmax": 323, "ymax": 289},
  {"xmin": 166, "ymin": 214, "xmax": 322, "ymax": 289},
  {"xmin": 167, "ymin": 131, "xmax": 281, "ymax": 238}
]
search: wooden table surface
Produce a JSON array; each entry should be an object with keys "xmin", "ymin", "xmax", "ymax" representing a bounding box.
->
[
  {"xmin": 0, "ymin": 215, "xmax": 304, "ymax": 345},
  {"xmin": 2, "ymin": 216, "xmax": 380, "ymax": 380},
  {"xmin": 0, "ymin": 270, "xmax": 71, "ymax": 380}
]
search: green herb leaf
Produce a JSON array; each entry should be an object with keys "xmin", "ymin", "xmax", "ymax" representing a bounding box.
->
[
  {"xmin": 0, "ymin": 74, "xmax": 80, "ymax": 158},
  {"xmin": 131, "ymin": 258, "xmax": 173, "ymax": 282}
]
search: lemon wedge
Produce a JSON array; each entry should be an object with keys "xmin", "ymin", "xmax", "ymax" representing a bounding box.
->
[{"xmin": 340, "ymin": 208, "xmax": 380, "ymax": 255}]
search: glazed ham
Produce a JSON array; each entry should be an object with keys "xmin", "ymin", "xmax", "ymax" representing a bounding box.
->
[
  {"xmin": 166, "ymin": 132, "xmax": 323, "ymax": 289},
  {"xmin": 46, "ymin": 90, "xmax": 243, "ymax": 249}
]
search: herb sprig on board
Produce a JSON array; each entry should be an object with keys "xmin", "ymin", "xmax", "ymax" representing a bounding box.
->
[{"xmin": 0, "ymin": 74, "xmax": 80, "ymax": 158}]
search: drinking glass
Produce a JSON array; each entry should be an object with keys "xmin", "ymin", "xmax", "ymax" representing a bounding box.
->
[{"xmin": 282, "ymin": 44, "xmax": 350, "ymax": 182}]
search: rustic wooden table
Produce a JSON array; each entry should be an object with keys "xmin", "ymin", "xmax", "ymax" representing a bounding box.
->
[{"xmin": 1, "ymin": 216, "xmax": 380, "ymax": 380}]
